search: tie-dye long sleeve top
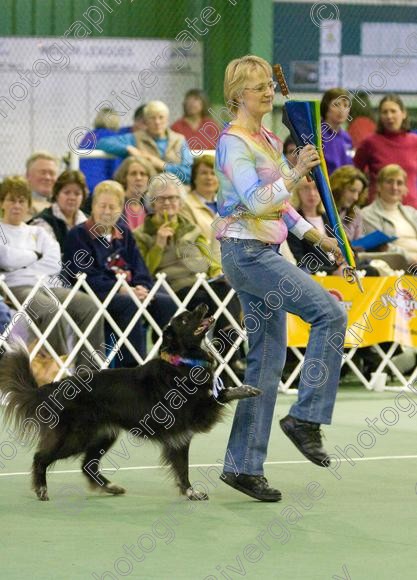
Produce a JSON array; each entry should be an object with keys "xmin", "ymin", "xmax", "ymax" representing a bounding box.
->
[{"xmin": 214, "ymin": 124, "xmax": 313, "ymax": 244}]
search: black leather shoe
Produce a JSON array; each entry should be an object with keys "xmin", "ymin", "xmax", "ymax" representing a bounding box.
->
[
  {"xmin": 220, "ymin": 473, "xmax": 282, "ymax": 502},
  {"xmin": 279, "ymin": 414, "xmax": 331, "ymax": 467}
]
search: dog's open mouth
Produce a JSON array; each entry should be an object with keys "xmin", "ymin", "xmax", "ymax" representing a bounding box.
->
[{"xmin": 193, "ymin": 316, "xmax": 215, "ymax": 336}]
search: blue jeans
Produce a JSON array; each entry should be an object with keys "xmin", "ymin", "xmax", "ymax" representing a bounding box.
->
[
  {"xmin": 0, "ymin": 300, "xmax": 11, "ymax": 334},
  {"xmin": 220, "ymin": 238, "xmax": 347, "ymax": 475},
  {"xmin": 98, "ymin": 288, "xmax": 176, "ymax": 367}
]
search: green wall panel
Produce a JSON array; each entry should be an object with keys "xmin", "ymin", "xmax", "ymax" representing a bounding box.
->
[
  {"xmin": 14, "ymin": 0, "xmax": 35, "ymax": 35},
  {"xmin": 51, "ymin": 0, "xmax": 74, "ymax": 36},
  {"xmin": 34, "ymin": 0, "xmax": 53, "ymax": 36},
  {"xmin": 0, "ymin": 0, "xmax": 15, "ymax": 35}
]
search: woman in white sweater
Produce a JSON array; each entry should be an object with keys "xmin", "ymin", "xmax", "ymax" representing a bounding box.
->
[
  {"xmin": 361, "ymin": 164, "xmax": 417, "ymax": 265},
  {"xmin": 0, "ymin": 176, "xmax": 104, "ymax": 368}
]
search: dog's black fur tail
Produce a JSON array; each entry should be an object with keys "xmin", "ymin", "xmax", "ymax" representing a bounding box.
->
[{"xmin": 0, "ymin": 340, "xmax": 41, "ymax": 444}]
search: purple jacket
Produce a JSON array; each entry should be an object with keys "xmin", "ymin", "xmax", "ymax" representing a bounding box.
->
[{"xmin": 322, "ymin": 124, "xmax": 353, "ymax": 175}]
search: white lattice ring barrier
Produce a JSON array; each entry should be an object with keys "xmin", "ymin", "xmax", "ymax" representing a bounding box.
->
[{"xmin": 0, "ymin": 273, "xmax": 414, "ymax": 393}]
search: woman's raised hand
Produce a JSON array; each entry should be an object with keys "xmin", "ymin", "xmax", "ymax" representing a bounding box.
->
[
  {"xmin": 156, "ymin": 223, "xmax": 175, "ymax": 248},
  {"xmin": 320, "ymin": 236, "xmax": 344, "ymax": 264},
  {"xmin": 294, "ymin": 144, "xmax": 321, "ymax": 178}
]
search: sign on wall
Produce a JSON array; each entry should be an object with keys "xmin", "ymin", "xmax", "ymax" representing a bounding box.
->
[{"xmin": 0, "ymin": 37, "xmax": 203, "ymax": 176}]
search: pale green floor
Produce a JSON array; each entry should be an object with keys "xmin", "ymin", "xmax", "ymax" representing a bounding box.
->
[{"xmin": 1, "ymin": 387, "xmax": 417, "ymax": 580}]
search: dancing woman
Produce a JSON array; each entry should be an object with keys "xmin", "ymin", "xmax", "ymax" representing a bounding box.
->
[{"xmin": 215, "ymin": 55, "xmax": 347, "ymax": 502}]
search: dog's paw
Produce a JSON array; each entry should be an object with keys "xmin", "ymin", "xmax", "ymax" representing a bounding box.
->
[
  {"xmin": 104, "ymin": 483, "xmax": 126, "ymax": 495},
  {"xmin": 36, "ymin": 486, "xmax": 50, "ymax": 501},
  {"xmin": 186, "ymin": 487, "xmax": 209, "ymax": 501},
  {"xmin": 218, "ymin": 385, "xmax": 262, "ymax": 403}
]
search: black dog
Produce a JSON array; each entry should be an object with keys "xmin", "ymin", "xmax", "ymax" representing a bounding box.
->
[{"xmin": 0, "ymin": 305, "xmax": 260, "ymax": 501}]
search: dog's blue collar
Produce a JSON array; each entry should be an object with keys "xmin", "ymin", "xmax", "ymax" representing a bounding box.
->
[
  {"xmin": 160, "ymin": 352, "xmax": 211, "ymax": 368},
  {"xmin": 160, "ymin": 352, "xmax": 226, "ymax": 405}
]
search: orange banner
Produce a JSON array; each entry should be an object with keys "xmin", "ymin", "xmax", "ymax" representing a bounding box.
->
[{"xmin": 287, "ymin": 275, "xmax": 417, "ymax": 348}]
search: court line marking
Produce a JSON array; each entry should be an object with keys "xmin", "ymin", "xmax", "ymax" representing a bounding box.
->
[{"xmin": 1, "ymin": 454, "xmax": 417, "ymax": 478}]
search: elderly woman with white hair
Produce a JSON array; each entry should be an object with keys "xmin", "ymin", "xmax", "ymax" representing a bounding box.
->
[
  {"xmin": 133, "ymin": 173, "xmax": 243, "ymax": 361},
  {"xmin": 96, "ymin": 100, "xmax": 193, "ymax": 184},
  {"xmin": 63, "ymin": 180, "xmax": 176, "ymax": 366}
]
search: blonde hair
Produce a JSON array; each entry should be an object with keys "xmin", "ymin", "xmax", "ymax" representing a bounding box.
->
[
  {"xmin": 291, "ymin": 178, "xmax": 325, "ymax": 214},
  {"xmin": 94, "ymin": 107, "xmax": 120, "ymax": 132},
  {"xmin": 92, "ymin": 180, "xmax": 125, "ymax": 208},
  {"xmin": 26, "ymin": 151, "xmax": 58, "ymax": 172},
  {"xmin": 143, "ymin": 100, "xmax": 169, "ymax": 119},
  {"xmin": 376, "ymin": 164, "xmax": 407, "ymax": 189},
  {"xmin": 224, "ymin": 55, "xmax": 272, "ymax": 114},
  {"xmin": 145, "ymin": 173, "xmax": 187, "ymax": 209}
]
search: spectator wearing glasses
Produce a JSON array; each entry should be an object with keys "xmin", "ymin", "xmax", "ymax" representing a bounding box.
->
[
  {"xmin": 133, "ymin": 173, "xmax": 243, "ymax": 355},
  {"xmin": 133, "ymin": 173, "xmax": 221, "ymax": 293}
]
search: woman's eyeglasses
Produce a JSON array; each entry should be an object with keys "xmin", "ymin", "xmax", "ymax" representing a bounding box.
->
[
  {"xmin": 153, "ymin": 195, "xmax": 180, "ymax": 204},
  {"xmin": 243, "ymin": 81, "xmax": 278, "ymax": 94}
]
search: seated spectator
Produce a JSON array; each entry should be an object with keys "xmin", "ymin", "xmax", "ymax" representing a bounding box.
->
[
  {"xmin": 180, "ymin": 154, "xmax": 220, "ymax": 262},
  {"xmin": 329, "ymin": 165, "xmax": 368, "ymax": 242},
  {"xmin": 287, "ymin": 179, "xmax": 339, "ymax": 275},
  {"xmin": 354, "ymin": 94, "xmax": 417, "ymax": 207},
  {"xmin": 119, "ymin": 104, "xmax": 147, "ymax": 134},
  {"xmin": 288, "ymin": 178, "xmax": 378, "ymax": 276},
  {"xmin": 30, "ymin": 170, "xmax": 88, "ymax": 253},
  {"xmin": 63, "ymin": 180, "xmax": 176, "ymax": 367},
  {"xmin": 283, "ymin": 135, "xmax": 298, "ymax": 168},
  {"xmin": 321, "ymin": 88, "xmax": 353, "ymax": 175},
  {"xmin": 171, "ymin": 89, "xmax": 218, "ymax": 151},
  {"xmin": 131, "ymin": 104, "xmax": 146, "ymax": 132},
  {"xmin": 133, "ymin": 174, "xmax": 243, "ymax": 356},
  {"xmin": 113, "ymin": 156, "xmax": 156, "ymax": 230},
  {"xmin": 347, "ymin": 91, "xmax": 376, "ymax": 149},
  {"xmin": 0, "ymin": 176, "xmax": 104, "ymax": 369},
  {"xmin": 362, "ymin": 164, "xmax": 417, "ymax": 264},
  {"xmin": 96, "ymin": 100, "xmax": 193, "ymax": 184},
  {"xmin": 26, "ymin": 151, "xmax": 58, "ymax": 216},
  {"xmin": 79, "ymin": 107, "xmax": 123, "ymax": 192}
]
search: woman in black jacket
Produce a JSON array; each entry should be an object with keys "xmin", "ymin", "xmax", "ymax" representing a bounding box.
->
[
  {"xmin": 287, "ymin": 179, "xmax": 339, "ymax": 275},
  {"xmin": 30, "ymin": 170, "xmax": 89, "ymax": 253},
  {"xmin": 287, "ymin": 178, "xmax": 378, "ymax": 277}
]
